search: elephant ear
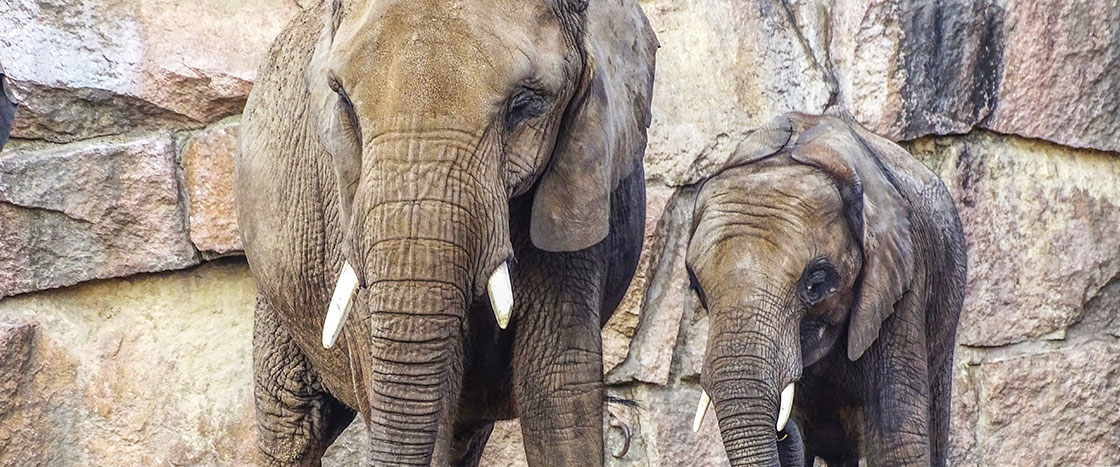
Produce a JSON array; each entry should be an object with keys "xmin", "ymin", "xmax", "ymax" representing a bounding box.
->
[
  {"xmin": 530, "ymin": 0, "xmax": 657, "ymax": 252},
  {"xmin": 307, "ymin": 6, "xmax": 362, "ymax": 243},
  {"xmin": 789, "ymin": 117, "xmax": 916, "ymax": 361}
]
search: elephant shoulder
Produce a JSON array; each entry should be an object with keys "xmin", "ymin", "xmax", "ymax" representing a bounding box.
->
[
  {"xmin": 237, "ymin": 9, "xmax": 335, "ymax": 296},
  {"xmin": 241, "ymin": 8, "xmax": 323, "ymax": 152}
]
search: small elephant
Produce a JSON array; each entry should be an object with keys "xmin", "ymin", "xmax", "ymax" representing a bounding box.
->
[
  {"xmin": 235, "ymin": 0, "xmax": 656, "ymax": 465},
  {"xmin": 686, "ymin": 112, "xmax": 966, "ymax": 466}
]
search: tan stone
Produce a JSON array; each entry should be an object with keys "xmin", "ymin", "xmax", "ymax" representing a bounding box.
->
[
  {"xmin": 603, "ymin": 183, "xmax": 676, "ymax": 376},
  {"xmin": 0, "ymin": 323, "xmax": 34, "ymax": 416},
  {"xmin": 0, "ymin": 134, "xmax": 199, "ymax": 298},
  {"xmin": 909, "ymin": 132, "xmax": 1120, "ymax": 346},
  {"xmin": 0, "ymin": 0, "xmax": 303, "ymax": 142},
  {"xmin": 0, "ymin": 259, "xmax": 257, "ymax": 465},
  {"xmin": 639, "ymin": 0, "xmax": 833, "ymax": 186},
  {"xmin": 182, "ymin": 120, "xmax": 242, "ymax": 255},
  {"xmin": 607, "ymin": 186, "xmax": 698, "ymax": 385}
]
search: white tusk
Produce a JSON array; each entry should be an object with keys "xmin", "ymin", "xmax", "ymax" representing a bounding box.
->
[
  {"xmin": 322, "ymin": 261, "xmax": 359, "ymax": 349},
  {"xmin": 487, "ymin": 262, "xmax": 514, "ymax": 329},
  {"xmin": 776, "ymin": 383, "xmax": 795, "ymax": 432},
  {"xmin": 692, "ymin": 390, "xmax": 711, "ymax": 433}
]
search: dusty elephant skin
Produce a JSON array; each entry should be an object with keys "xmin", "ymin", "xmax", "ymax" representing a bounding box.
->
[
  {"xmin": 686, "ymin": 112, "xmax": 967, "ymax": 466},
  {"xmin": 234, "ymin": 0, "xmax": 656, "ymax": 465}
]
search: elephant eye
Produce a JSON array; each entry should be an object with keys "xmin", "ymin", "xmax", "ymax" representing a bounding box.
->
[
  {"xmin": 505, "ymin": 88, "xmax": 549, "ymax": 130},
  {"xmin": 328, "ymin": 76, "xmax": 361, "ymax": 135},
  {"xmin": 798, "ymin": 260, "xmax": 838, "ymax": 307}
]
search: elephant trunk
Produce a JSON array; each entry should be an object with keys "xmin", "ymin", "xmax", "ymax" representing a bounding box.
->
[
  {"xmin": 706, "ymin": 370, "xmax": 782, "ymax": 466},
  {"xmin": 700, "ymin": 302, "xmax": 798, "ymax": 467},
  {"xmin": 352, "ymin": 135, "xmax": 507, "ymax": 465}
]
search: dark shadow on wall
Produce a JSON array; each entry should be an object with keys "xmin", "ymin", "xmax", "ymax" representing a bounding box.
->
[{"xmin": 0, "ymin": 63, "xmax": 16, "ymax": 151}]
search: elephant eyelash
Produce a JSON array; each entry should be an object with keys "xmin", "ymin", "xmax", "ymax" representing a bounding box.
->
[
  {"xmin": 797, "ymin": 258, "xmax": 839, "ymax": 307},
  {"xmin": 329, "ymin": 77, "xmax": 362, "ymax": 136},
  {"xmin": 505, "ymin": 88, "xmax": 550, "ymax": 130}
]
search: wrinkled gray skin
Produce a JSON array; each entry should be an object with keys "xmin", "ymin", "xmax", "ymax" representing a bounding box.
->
[
  {"xmin": 235, "ymin": 0, "xmax": 656, "ymax": 465},
  {"xmin": 687, "ymin": 113, "xmax": 966, "ymax": 466}
]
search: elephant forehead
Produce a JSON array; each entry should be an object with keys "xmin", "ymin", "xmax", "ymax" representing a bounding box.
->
[
  {"xmin": 332, "ymin": 0, "xmax": 567, "ymax": 88},
  {"xmin": 688, "ymin": 165, "xmax": 844, "ymax": 270},
  {"xmin": 698, "ymin": 164, "xmax": 842, "ymax": 227}
]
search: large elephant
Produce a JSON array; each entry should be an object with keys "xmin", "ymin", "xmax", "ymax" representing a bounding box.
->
[
  {"xmin": 234, "ymin": 0, "xmax": 656, "ymax": 465},
  {"xmin": 686, "ymin": 112, "xmax": 966, "ymax": 466}
]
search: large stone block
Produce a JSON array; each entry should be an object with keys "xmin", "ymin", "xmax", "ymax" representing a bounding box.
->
[
  {"xmin": 181, "ymin": 120, "xmax": 242, "ymax": 256},
  {"xmin": 986, "ymin": 0, "xmax": 1120, "ymax": 151},
  {"xmin": 909, "ymin": 132, "xmax": 1120, "ymax": 346},
  {"xmin": 974, "ymin": 340, "xmax": 1120, "ymax": 464},
  {"xmin": 0, "ymin": 0, "xmax": 302, "ymax": 143},
  {"xmin": 0, "ymin": 259, "xmax": 257, "ymax": 466},
  {"xmin": 0, "ymin": 135, "xmax": 198, "ymax": 298}
]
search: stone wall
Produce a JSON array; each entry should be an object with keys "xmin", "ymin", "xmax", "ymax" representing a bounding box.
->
[{"xmin": 1, "ymin": 0, "xmax": 1117, "ymax": 465}]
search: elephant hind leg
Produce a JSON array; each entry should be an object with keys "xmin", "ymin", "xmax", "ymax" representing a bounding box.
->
[{"xmin": 253, "ymin": 296, "xmax": 356, "ymax": 466}]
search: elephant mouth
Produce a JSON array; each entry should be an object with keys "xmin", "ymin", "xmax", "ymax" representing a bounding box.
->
[
  {"xmin": 319, "ymin": 259, "xmax": 515, "ymax": 349},
  {"xmin": 692, "ymin": 382, "xmax": 796, "ymax": 433}
]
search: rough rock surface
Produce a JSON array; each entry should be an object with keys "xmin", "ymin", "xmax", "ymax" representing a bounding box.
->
[
  {"xmin": 909, "ymin": 133, "xmax": 1120, "ymax": 346},
  {"xmin": 0, "ymin": 323, "xmax": 35, "ymax": 416},
  {"xmin": 182, "ymin": 120, "xmax": 242, "ymax": 256},
  {"xmin": 0, "ymin": 259, "xmax": 257, "ymax": 466},
  {"xmin": 0, "ymin": 134, "xmax": 198, "ymax": 298},
  {"xmin": 0, "ymin": 0, "xmax": 302, "ymax": 143}
]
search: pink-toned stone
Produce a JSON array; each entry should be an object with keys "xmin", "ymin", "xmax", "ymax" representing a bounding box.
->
[
  {"xmin": 182, "ymin": 121, "xmax": 242, "ymax": 255},
  {"xmin": 0, "ymin": 134, "xmax": 199, "ymax": 297},
  {"xmin": 0, "ymin": 0, "xmax": 303, "ymax": 143},
  {"xmin": 975, "ymin": 340, "xmax": 1120, "ymax": 464},
  {"xmin": 909, "ymin": 132, "xmax": 1120, "ymax": 346},
  {"xmin": 987, "ymin": 0, "xmax": 1120, "ymax": 151}
]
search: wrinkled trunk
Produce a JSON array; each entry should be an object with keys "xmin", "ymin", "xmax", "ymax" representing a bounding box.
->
[
  {"xmin": 703, "ymin": 303, "xmax": 790, "ymax": 467},
  {"xmin": 708, "ymin": 371, "xmax": 782, "ymax": 466},
  {"xmin": 354, "ymin": 135, "xmax": 502, "ymax": 465}
]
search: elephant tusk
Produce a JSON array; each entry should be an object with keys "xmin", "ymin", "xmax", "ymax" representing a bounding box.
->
[
  {"xmin": 692, "ymin": 390, "xmax": 711, "ymax": 433},
  {"xmin": 322, "ymin": 261, "xmax": 359, "ymax": 349},
  {"xmin": 776, "ymin": 383, "xmax": 795, "ymax": 432},
  {"xmin": 487, "ymin": 262, "xmax": 513, "ymax": 329}
]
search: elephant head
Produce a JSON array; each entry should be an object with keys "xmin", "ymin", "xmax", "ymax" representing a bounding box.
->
[
  {"xmin": 686, "ymin": 113, "xmax": 916, "ymax": 465},
  {"xmin": 301, "ymin": 0, "xmax": 654, "ymax": 461}
]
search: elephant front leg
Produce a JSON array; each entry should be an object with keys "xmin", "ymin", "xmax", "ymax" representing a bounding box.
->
[
  {"xmin": 511, "ymin": 254, "xmax": 606, "ymax": 466},
  {"xmin": 859, "ymin": 307, "xmax": 933, "ymax": 466},
  {"xmin": 253, "ymin": 296, "xmax": 356, "ymax": 466}
]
